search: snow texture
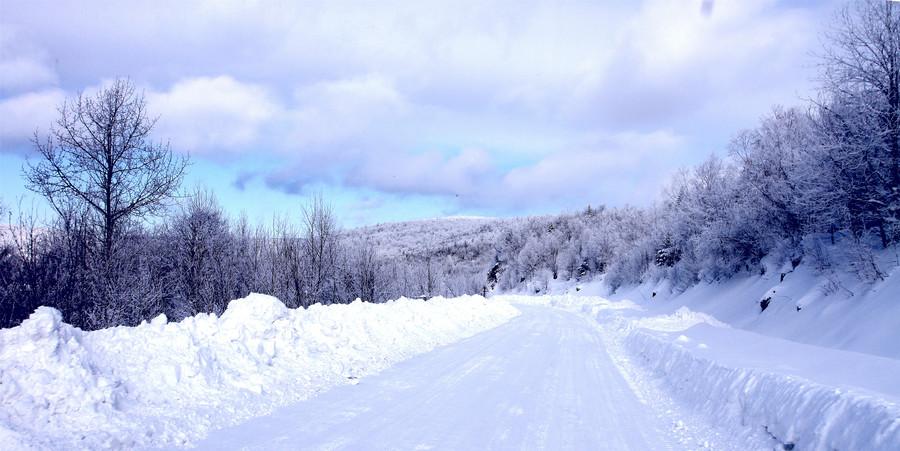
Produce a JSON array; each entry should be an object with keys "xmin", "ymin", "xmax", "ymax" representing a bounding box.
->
[
  {"xmin": 192, "ymin": 305, "xmax": 716, "ymax": 450},
  {"xmin": 625, "ymin": 325, "xmax": 900, "ymax": 451},
  {"xmin": 0, "ymin": 294, "xmax": 519, "ymax": 449},
  {"xmin": 497, "ymin": 293, "xmax": 900, "ymax": 451},
  {"xmin": 600, "ymin": 250, "xmax": 900, "ymax": 359}
]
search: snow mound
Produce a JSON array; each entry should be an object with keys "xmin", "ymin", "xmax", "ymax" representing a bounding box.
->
[
  {"xmin": 0, "ymin": 294, "xmax": 519, "ymax": 449},
  {"xmin": 626, "ymin": 328, "xmax": 900, "ymax": 450},
  {"xmin": 0, "ymin": 307, "xmax": 129, "ymax": 449},
  {"xmin": 630, "ymin": 306, "xmax": 728, "ymax": 332}
]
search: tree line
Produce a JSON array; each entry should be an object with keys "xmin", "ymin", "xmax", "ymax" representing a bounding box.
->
[
  {"xmin": 0, "ymin": 78, "xmax": 488, "ymax": 329},
  {"xmin": 0, "ymin": 182, "xmax": 493, "ymax": 329}
]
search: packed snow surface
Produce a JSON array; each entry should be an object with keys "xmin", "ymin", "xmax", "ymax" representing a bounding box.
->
[
  {"xmin": 0, "ymin": 294, "xmax": 519, "ymax": 449},
  {"xmin": 193, "ymin": 305, "xmax": 748, "ymax": 450}
]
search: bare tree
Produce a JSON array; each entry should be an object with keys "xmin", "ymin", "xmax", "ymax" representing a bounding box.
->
[
  {"xmin": 301, "ymin": 194, "xmax": 339, "ymax": 305},
  {"xmin": 25, "ymin": 79, "xmax": 188, "ymax": 261},
  {"xmin": 274, "ymin": 214, "xmax": 304, "ymax": 308}
]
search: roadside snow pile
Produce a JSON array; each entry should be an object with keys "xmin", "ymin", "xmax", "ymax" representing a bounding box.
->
[
  {"xmin": 625, "ymin": 326, "xmax": 900, "ymax": 451},
  {"xmin": 0, "ymin": 294, "xmax": 519, "ymax": 450},
  {"xmin": 499, "ymin": 294, "xmax": 900, "ymax": 451}
]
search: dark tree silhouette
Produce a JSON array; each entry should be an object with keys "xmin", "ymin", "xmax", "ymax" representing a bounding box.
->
[{"xmin": 25, "ymin": 79, "xmax": 188, "ymax": 261}]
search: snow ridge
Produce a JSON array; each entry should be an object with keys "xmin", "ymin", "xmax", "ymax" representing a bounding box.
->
[
  {"xmin": 626, "ymin": 330, "xmax": 900, "ymax": 450},
  {"xmin": 0, "ymin": 294, "xmax": 520, "ymax": 450}
]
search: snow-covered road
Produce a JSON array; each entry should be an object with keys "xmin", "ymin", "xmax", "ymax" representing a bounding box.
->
[{"xmin": 192, "ymin": 305, "xmax": 679, "ymax": 450}]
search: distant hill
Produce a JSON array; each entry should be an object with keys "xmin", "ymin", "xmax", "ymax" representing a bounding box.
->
[{"xmin": 343, "ymin": 216, "xmax": 512, "ymax": 260}]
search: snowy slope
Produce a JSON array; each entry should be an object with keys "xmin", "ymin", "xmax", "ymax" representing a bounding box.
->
[
  {"xmin": 343, "ymin": 216, "xmax": 509, "ymax": 259},
  {"xmin": 590, "ymin": 250, "xmax": 900, "ymax": 359},
  {"xmin": 0, "ymin": 294, "xmax": 519, "ymax": 449},
  {"xmin": 497, "ymin": 294, "xmax": 900, "ymax": 451}
]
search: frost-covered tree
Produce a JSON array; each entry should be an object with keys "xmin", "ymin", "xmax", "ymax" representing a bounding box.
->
[
  {"xmin": 272, "ymin": 215, "xmax": 304, "ymax": 308},
  {"xmin": 170, "ymin": 189, "xmax": 233, "ymax": 317},
  {"xmin": 818, "ymin": 0, "xmax": 900, "ymax": 246},
  {"xmin": 344, "ymin": 238, "xmax": 381, "ymax": 302},
  {"xmin": 730, "ymin": 107, "xmax": 811, "ymax": 246},
  {"xmin": 302, "ymin": 195, "xmax": 340, "ymax": 305}
]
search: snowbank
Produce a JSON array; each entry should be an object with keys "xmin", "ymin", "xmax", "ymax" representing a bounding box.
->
[
  {"xmin": 497, "ymin": 294, "xmax": 900, "ymax": 451},
  {"xmin": 0, "ymin": 294, "xmax": 519, "ymax": 450},
  {"xmin": 626, "ymin": 326, "xmax": 900, "ymax": 451}
]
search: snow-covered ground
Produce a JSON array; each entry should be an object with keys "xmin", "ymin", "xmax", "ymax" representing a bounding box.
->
[
  {"xmin": 190, "ymin": 304, "xmax": 756, "ymax": 450},
  {"xmin": 586, "ymin": 248, "xmax": 900, "ymax": 359},
  {"xmin": 498, "ymin": 293, "xmax": 900, "ymax": 450},
  {"xmin": 0, "ymin": 294, "xmax": 519, "ymax": 449},
  {"xmin": 3, "ymin": 264, "xmax": 899, "ymax": 450}
]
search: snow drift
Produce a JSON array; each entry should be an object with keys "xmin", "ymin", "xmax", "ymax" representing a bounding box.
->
[
  {"xmin": 497, "ymin": 294, "xmax": 900, "ymax": 451},
  {"xmin": 625, "ymin": 327, "xmax": 900, "ymax": 451},
  {"xmin": 0, "ymin": 294, "xmax": 519, "ymax": 450}
]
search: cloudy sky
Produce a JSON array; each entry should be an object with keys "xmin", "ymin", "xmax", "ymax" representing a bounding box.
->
[{"xmin": 0, "ymin": 0, "xmax": 837, "ymax": 226}]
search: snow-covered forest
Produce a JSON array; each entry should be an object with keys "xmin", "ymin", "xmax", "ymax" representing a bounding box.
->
[{"xmin": 1, "ymin": 1, "xmax": 899, "ymax": 331}]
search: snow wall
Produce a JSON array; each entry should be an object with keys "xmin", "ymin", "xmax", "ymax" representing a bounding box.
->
[{"xmin": 625, "ymin": 329, "xmax": 900, "ymax": 451}]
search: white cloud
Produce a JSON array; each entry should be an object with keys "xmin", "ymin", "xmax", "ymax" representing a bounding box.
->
[
  {"xmin": 0, "ymin": 89, "xmax": 65, "ymax": 151},
  {"xmin": 0, "ymin": 57, "xmax": 57, "ymax": 94},
  {"xmin": 561, "ymin": 0, "xmax": 821, "ymax": 127},
  {"xmin": 141, "ymin": 73, "xmax": 412, "ymax": 161},
  {"xmin": 0, "ymin": 27, "xmax": 59, "ymax": 95},
  {"xmin": 282, "ymin": 75, "xmax": 409, "ymax": 153},
  {"xmin": 0, "ymin": 0, "xmax": 836, "ymax": 216},
  {"xmin": 493, "ymin": 129, "xmax": 686, "ymax": 209},
  {"xmin": 147, "ymin": 76, "xmax": 277, "ymax": 155},
  {"xmin": 351, "ymin": 147, "xmax": 494, "ymax": 197}
]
